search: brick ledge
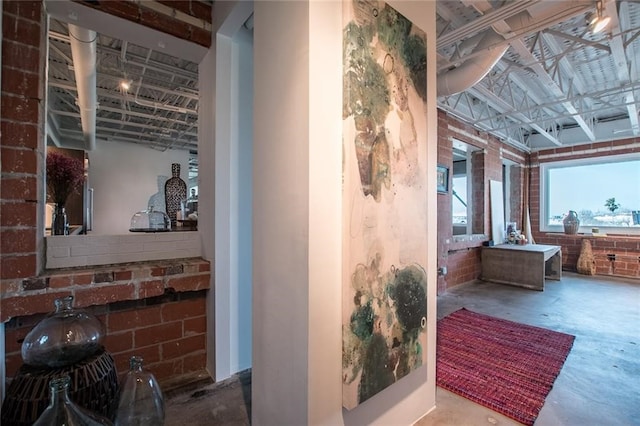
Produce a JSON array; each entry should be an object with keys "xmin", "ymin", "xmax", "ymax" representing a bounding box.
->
[{"xmin": 1, "ymin": 257, "xmax": 211, "ymax": 322}]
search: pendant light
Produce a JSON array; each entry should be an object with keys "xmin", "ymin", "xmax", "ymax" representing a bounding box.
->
[{"xmin": 589, "ymin": 0, "xmax": 611, "ymax": 34}]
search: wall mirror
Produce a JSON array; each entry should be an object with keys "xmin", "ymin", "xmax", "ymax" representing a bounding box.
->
[
  {"xmin": 45, "ymin": 2, "xmax": 204, "ymax": 236},
  {"xmin": 451, "ymin": 138, "xmax": 484, "ymax": 237}
]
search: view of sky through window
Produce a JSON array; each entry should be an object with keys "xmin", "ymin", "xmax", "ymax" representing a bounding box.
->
[{"xmin": 546, "ymin": 157, "xmax": 640, "ymax": 228}]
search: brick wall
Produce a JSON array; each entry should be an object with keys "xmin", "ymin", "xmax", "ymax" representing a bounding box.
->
[
  {"xmin": 533, "ymin": 234, "xmax": 640, "ymax": 278},
  {"xmin": 436, "ymin": 114, "xmax": 640, "ymax": 288},
  {"xmin": 4, "ymin": 290, "xmax": 207, "ymax": 385},
  {"xmin": 530, "ymin": 139, "xmax": 640, "ymax": 279},
  {"xmin": 1, "ymin": 1, "xmax": 45, "ymax": 282},
  {"xmin": 509, "ymin": 165, "xmax": 523, "ymax": 226},
  {"xmin": 1, "ymin": 0, "xmax": 213, "ymax": 388},
  {"xmin": 470, "ymin": 150, "xmax": 485, "ymax": 234},
  {"xmin": 436, "ymin": 110, "xmax": 528, "ymax": 293},
  {"xmin": 74, "ymin": 0, "xmax": 212, "ymax": 47},
  {"xmin": 2, "ymin": 258, "xmax": 210, "ymax": 385},
  {"xmin": 446, "ymin": 248, "xmax": 482, "ymax": 289},
  {"xmin": 1, "ymin": 0, "xmax": 213, "ymax": 280}
]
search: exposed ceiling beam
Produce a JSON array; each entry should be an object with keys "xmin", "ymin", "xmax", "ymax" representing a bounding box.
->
[
  {"xmin": 470, "ymin": 85, "xmax": 562, "ymax": 145},
  {"xmin": 512, "ymin": 37, "xmax": 596, "ymax": 141},
  {"xmin": 439, "ymin": 92, "xmax": 532, "ymax": 151},
  {"xmin": 468, "ymin": 75, "xmax": 639, "ymax": 126},
  {"xmin": 56, "ymin": 123, "xmax": 197, "ymax": 151},
  {"xmin": 49, "ymin": 109, "xmax": 197, "ymax": 138},
  {"xmin": 438, "ymin": 0, "xmax": 539, "ymax": 49},
  {"xmin": 468, "ymin": 0, "xmax": 596, "ymax": 142},
  {"xmin": 49, "ymin": 78, "xmax": 198, "ymax": 115},
  {"xmin": 493, "ymin": 60, "xmax": 564, "ymax": 123},
  {"xmin": 438, "ymin": 2, "xmax": 593, "ymax": 72},
  {"xmin": 607, "ymin": 0, "xmax": 640, "ymax": 135},
  {"xmin": 49, "ymin": 31, "xmax": 199, "ymax": 81},
  {"xmin": 540, "ymin": 32, "xmax": 589, "ymax": 97}
]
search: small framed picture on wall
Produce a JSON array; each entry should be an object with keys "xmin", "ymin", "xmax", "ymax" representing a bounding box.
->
[{"xmin": 437, "ymin": 165, "xmax": 449, "ymax": 193}]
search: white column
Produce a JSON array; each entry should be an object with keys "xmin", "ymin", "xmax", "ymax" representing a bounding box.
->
[
  {"xmin": 253, "ymin": 1, "xmax": 437, "ymax": 424},
  {"xmin": 203, "ymin": 0, "xmax": 255, "ymax": 381}
]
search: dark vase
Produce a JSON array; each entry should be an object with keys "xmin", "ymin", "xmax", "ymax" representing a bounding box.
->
[
  {"xmin": 164, "ymin": 163, "xmax": 187, "ymax": 227},
  {"xmin": 52, "ymin": 203, "xmax": 69, "ymax": 235}
]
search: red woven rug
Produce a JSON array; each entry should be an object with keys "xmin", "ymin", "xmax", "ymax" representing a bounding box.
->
[{"xmin": 436, "ymin": 308, "xmax": 575, "ymax": 426}]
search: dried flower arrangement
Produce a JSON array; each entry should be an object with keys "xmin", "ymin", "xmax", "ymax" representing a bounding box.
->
[{"xmin": 46, "ymin": 151, "xmax": 85, "ymax": 205}]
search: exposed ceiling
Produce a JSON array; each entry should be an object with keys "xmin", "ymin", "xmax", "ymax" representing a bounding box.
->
[
  {"xmin": 46, "ymin": 18, "xmax": 200, "ymax": 175},
  {"xmin": 47, "ymin": 1, "xmax": 640, "ymax": 162},
  {"xmin": 437, "ymin": 0, "xmax": 640, "ymax": 152}
]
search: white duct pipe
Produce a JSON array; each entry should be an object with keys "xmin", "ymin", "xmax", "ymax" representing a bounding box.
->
[
  {"xmin": 437, "ymin": 28, "xmax": 508, "ymax": 97},
  {"xmin": 437, "ymin": 2, "xmax": 591, "ymax": 97},
  {"xmin": 68, "ymin": 24, "xmax": 97, "ymax": 151}
]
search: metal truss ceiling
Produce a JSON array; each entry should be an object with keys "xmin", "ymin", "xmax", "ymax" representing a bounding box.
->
[
  {"xmin": 436, "ymin": 0, "xmax": 640, "ymax": 152},
  {"xmin": 47, "ymin": 19, "xmax": 199, "ymax": 155},
  {"xmin": 48, "ymin": 2, "xmax": 640, "ymax": 159}
]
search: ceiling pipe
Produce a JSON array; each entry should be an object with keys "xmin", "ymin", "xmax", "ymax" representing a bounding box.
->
[
  {"xmin": 437, "ymin": 28, "xmax": 508, "ymax": 97},
  {"xmin": 68, "ymin": 24, "xmax": 97, "ymax": 151},
  {"xmin": 437, "ymin": 1, "xmax": 593, "ymax": 97}
]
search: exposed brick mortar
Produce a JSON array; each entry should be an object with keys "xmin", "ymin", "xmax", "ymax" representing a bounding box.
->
[
  {"xmin": 71, "ymin": 0, "xmax": 212, "ymax": 47},
  {"xmin": 0, "ymin": 258, "xmax": 211, "ymax": 321},
  {"xmin": 4, "ymin": 290, "xmax": 208, "ymax": 384}
]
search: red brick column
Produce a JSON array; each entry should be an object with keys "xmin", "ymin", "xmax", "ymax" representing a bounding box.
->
[{"xmin": 1, "ymin": 1, "xmax": 46, "ymax": 283}]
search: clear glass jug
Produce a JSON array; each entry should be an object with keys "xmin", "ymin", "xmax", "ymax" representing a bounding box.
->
[
  {"xmin": 115, "ymin": 356, "xmax": 165, "ymax": 425},
  {"xmin": 22, "ymin": 295, "xmax": 105, "ymax": 368},
  {"xmin": 34, "ymin": 375, "xmax": 113, "ymax": 425}
]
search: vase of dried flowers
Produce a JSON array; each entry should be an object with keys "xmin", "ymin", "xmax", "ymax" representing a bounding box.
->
[{"xmin": 46, "ymin": 151, "xmax": 85, "ymax": 235}]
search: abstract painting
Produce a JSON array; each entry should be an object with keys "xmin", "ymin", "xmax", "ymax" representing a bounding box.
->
[{"xmin": 342, "ymin": 0, "xmax": 428, "ymax": 409}]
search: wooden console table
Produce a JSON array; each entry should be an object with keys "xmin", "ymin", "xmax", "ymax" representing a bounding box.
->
[{"xmin": 480, "ymin": 244, "xmax": 562, "ymax": 291}]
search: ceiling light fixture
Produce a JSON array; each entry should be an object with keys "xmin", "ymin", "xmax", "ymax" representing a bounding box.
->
[
  {"xmin": 588, "ymin": 0, "xmax": 611, "ymax": 34},
  {"xmin": 119, "ymin": 80, "xmax": 131, "ymax": 92}
]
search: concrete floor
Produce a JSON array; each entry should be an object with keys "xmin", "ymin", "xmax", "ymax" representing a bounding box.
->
[{"xmin": 165, "ymin": 272, "xmax": 639, "ymax": 425}]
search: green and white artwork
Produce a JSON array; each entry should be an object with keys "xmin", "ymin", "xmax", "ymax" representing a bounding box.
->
[{"xmin": 342, "ymin": 0, "xmax": 428, "ymax": 409}]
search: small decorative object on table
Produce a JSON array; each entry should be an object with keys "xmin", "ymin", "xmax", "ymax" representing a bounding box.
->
[
  {"xmin": 115, "ymin": 356, "xmax": 165, "ymax": 426},
  {"xmin": 164, "ymin": 163, "xmax": 187, "ymax": 228},
  {"xmin": 22, "ymin": 295, "xmax": 104, "ymax": 368},
  {"xmin": 129, "ymin": 206, "xmax": 171, "ymax": 232},
  {"xmin": 34, "ymin": 375, "xmax": 113, "ymax": 425},
  {"xmin": 46, "ymin": 151, "xmax": 85, "ymax": 235},
  {"xmin": 562, "ymin": 210, "xmax": 580, "ymax": 234}
]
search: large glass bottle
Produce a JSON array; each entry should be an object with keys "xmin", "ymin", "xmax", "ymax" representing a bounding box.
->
[
  {"xmin": 34, "ymin": 375, "xmax": 113, "ymax": 425},
  {"xmin": 164, "ymin": 163, "xmax": 187, "ymax": 227},
  {"xmin": 22, "ymin": 295, "xmax": 105, "ymax": 368},
  {"xmin": 115, "ymin": 356, "xmax": 165, "ymax": 426}
]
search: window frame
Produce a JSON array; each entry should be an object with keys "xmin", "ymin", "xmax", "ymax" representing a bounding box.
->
[{"xmin": 539, "ymin": 152, "xmax": 640, "ymax": 235}]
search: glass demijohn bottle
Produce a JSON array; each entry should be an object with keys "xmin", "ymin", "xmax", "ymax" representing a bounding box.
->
[
  {"xmin": 34, "ymin": 375, "xmax": 112, "ymax": 425},
  {"xmin": 115, "ymin": 356, "xmax": 165, "ymax": 426},
  {"xmin": 21, "ymin": 295, "xmax": 105, "ymax": 368}
]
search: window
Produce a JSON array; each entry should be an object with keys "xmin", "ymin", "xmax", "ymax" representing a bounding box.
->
[
  {"xmin": 451, "ymin": 139, "xmax": 484, "ymax": 236},
  {"xmin": 452, "ymin": 174, "xmax": 467, "ymax": 227},
  {"xmin": 540, "ymin": 154, "xmax": 640, "ymax": 234}
]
